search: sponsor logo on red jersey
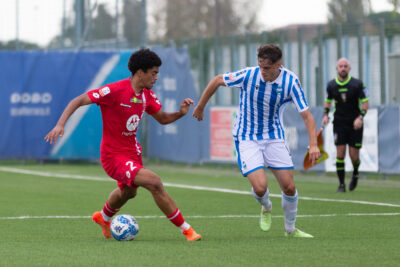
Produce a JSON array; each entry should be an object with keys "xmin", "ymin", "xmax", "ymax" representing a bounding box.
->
[
  {"xmin": 126, "ymin": 114, "xmax": 140, "ymax": 131},
  {"xmin": 99, "ymin": 87, "xmax": 110, "ymax": 96},
  {"xmin": 130, "ymin": 97, "xmax": 143, "ymax": 103}
]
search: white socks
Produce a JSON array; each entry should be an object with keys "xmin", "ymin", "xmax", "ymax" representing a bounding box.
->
[
  {"xmin": 251, "ymin": 187, "xmax": 299, "ymax": 233},
  {"xmin": 251, "ymin": 187, "xmax": 272, "ymax": 211},
  {"xmin": 101, "ymin": 210, "xmax": 112, "ymax": 222},
  {"xmin": 179, "ymin": 222, "xmax": 190, "ymax": 233},
  {"xmin": 281, "ymin": 190, "xmax": 298, "ymax": 233}
]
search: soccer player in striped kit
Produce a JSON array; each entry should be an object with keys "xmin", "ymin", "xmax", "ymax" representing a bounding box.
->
[
  {"xmin": 45, "ymin": 49, "xmax": 201, "ymax": 241},
  {"xmin": 193, "ymin": 44, "xmax": 320, "ymax": 238}
]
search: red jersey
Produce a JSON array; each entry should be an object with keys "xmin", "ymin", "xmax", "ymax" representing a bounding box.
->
[{"xmin": 87, "ymin": 78, "xmax": 162, "ymax": 156}]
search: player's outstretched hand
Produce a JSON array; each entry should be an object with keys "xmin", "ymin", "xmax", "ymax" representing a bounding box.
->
[
  {"xmin": 44, "ymin": 125, "xmax": 64, "ymax": 144},
  {"xmin": 192, "ymin": 105, "xmax": 204, "ymax": 121},
  {"xmin": 308, "ymin": 145, "xmax": 320, "ymax": 166},
  {"xmin": 179, "ymin": 98, "xmax": 195, "ymax": 116}
]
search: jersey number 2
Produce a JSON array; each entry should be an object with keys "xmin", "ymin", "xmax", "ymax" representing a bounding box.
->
[{"xmin": 125, "ymin": 161, "xmax": 136, "ymax": 171}]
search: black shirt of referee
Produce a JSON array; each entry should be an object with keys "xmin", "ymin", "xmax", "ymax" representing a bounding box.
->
[{"xmin": 326, "ymin": 76, "xmax": 368, "ymax": 127}]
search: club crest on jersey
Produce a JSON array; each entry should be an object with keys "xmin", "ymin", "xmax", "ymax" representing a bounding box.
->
[
  {"xmin": 255, "ymin": 85, "xmax": 259, "ymax": 90},
  {"xmin": 341, "ymin": 93, "xmax": 347, "ymax": 102},
  {"xmin": 276, "ymin": 86, "xmax": 283, "ymax": 92},
  {"xmin": 130, "ymin": 97, "xmax": 143, "ymax": 103}
]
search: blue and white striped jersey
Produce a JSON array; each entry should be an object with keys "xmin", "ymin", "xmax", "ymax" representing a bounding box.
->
[{"xmin": 223, "ymin": 66, "xmax": 309, "ymax": 141}]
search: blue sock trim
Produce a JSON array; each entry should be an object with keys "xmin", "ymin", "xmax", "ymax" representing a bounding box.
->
[{"xmin": 282, "ymin": 191, "xmax": 298, "ymax": 202}]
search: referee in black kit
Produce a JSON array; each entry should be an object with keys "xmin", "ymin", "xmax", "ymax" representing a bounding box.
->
[{"xmin": 322, "ymin": 58, "xmax": 369, "ymax": 192}]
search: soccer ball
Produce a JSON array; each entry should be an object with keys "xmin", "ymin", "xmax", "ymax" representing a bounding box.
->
[{"xmin": 110, "ymin": 214, "xmax": 139, "ymax": 241}]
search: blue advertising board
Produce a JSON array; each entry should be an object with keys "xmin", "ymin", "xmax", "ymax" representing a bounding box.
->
[{"xmin": 0, "ymin": 48, "xmax": 204, "ymax": 163}]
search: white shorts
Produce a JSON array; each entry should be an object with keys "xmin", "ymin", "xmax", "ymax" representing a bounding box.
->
[{"xmin": 235, "ymin": 139, "xmax": 294, "ymax": 176}]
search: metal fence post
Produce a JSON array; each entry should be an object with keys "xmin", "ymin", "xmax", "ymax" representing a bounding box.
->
[
  {"xmin": 379, "ymin": 19, "xmax": 387, "ymax": 104},
  {"xmin": 213, "ymin": 35, "xmax": 221, "ymax": 104},
  {"xmin": 298, "ymin": 27, "xmax": 303, "ymax": 83},
  {"xmin": 245, "ymin": 33, "xmax": 251, "ymax": 67},
  {"xmin": 140, "ymin": 0, "xmax": 147, "ymax": 48},
  {"xmin": 306, "ymin": 42, "xmax": 311, "ymax": 105},
  {"xmin": 115, "ymin": 0, "xmax": 119, "ymax": 49},
  {"xmin": 198, "ymin": 37, "xmax": 205, "ymax": 94},
  {"xmin": 75, "ymin": 0, "xmax": 85, "ymax": 47},
  {"xmin": 15, "ymin": 0, "xmax": 20, "ymax": 50},
  {"xmin": 336, "ymin": 23, "xmax": 342, "ymax": 59},
  {"xmin": 279, "ymin": 30, "xmax": 285, "ymax": 51},
  {"xmin": 230, "ymin": 35, "xmax": 238, "ymax": 105},
  {"xmin": 261, "ymin": 31, "xmax": 268, "ymax": 45},
  {"xmin": 317, "ymin": 25, "xmax": 324, "ymax": 106},
  {"xmin": 357, "ymin": 23, "xmax": 364, "ymax": 82}
]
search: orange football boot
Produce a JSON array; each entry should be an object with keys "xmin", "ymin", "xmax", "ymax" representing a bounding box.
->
[
  {"xmin": 182, "ymin": 227, "xmax": 202, "ymax": 241},
  {"xmin": 92, "ymin": 211, "xmax": 111, "ymax": 239}
]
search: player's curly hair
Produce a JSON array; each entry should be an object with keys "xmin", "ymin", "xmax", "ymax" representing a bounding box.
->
[
  {"xmin": 257, "ymin": 44, "xmax": 282, "ymax": 63},
  {"xmin": 128, "ymin": 49, "xmax": 162, "ymax": 75}
]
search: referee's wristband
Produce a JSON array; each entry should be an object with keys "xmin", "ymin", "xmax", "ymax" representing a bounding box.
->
[
  {"xmin": 360, "ymin": 109, "xmax": 367, "ymax": 118},
  {"xmin": 324, "ymin": 107, "xmax": 330, "ymax": 115}
]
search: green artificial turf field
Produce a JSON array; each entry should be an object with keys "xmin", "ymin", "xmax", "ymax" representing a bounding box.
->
[{"xmin": 0, "ymin": 162, "xmax": 399, "ymax": 266}]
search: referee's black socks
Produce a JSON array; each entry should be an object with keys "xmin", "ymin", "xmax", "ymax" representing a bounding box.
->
[
  {"xmin": 336, "ymin": 158, "xmax": 345, "ymax": 185},
  {"xmin": 352, "ymin": 159, "xmax": 360, "ymax": 176}
]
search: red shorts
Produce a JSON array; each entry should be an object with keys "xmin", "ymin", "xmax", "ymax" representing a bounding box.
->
[{"xmin": 101, "ymin": 153, "xmax": 143, "ymax": 190}]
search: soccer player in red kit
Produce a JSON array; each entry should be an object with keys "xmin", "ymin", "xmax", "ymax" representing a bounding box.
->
[{"xmin": 45, "ymin": 49, "xmax": 201, "ymax": 241}]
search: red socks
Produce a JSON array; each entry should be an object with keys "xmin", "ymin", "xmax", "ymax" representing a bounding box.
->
[
  {"xmin": 167, "ymin": 208, "xmax": 185, "ymax": 227},
  {"xmin": 101, "ymin": 201, "xmax": 120, "ymax": 221},
  {"xmin": 102, "ymin": 204, "xmax": 188, "ymax": 230}
]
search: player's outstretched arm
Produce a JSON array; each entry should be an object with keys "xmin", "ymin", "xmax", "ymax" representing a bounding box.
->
[
  {"xmin": 151, "ymin": 98, "xmax": 194, "ymax": 125},
  {"xmin": 44, "ymin": 93, "xmax": 92, "ymax": 144},
  {"xmin": 193, "ymin": 74, "xmax": 225, "ymax": 121},
  {"xmin": 300, "ymin": 109, "xmax": 320, "ymax": 165}
]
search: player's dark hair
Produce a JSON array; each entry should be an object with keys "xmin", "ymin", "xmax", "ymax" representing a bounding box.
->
[
  {"xmin": 128, "ymin": 49, "xmax": 162, "ymax": 75},
  {"xmin": 257, "ymin": 44, "xmax": 282, "ymax": 63}
]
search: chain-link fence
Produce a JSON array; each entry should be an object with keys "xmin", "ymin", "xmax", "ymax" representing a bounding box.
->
[{"xmin": 178, "ymin": 21, "xmax": 400, "ymax": 107}]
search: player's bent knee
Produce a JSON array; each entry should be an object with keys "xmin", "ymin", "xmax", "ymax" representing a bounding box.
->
[
  {"xmin": 126, "ymin": 190, "xmax": 137, "ymax": 199},
  {"xmin": 282, "ymin": 184, "xmax": 296, "ymax": 196},
  {"xmin": 253, "ymin": 187, "xmax": 267, "ymax": 197},
  {"xmin": 145, "ymin": 175, "xmax": 164, "ymax": 194},
  {"xmin": 151, "ymin": 180, "xmax": 164, "ymax": 193}
]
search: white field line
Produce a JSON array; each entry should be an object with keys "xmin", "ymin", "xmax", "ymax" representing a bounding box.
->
[
  {"xmin": 1, "ymin": 213, "xmax": 400, "ymax": 220},
  {"xmin": 1, "ymin": 166, "xmax": 400, "ymax": 208}
]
